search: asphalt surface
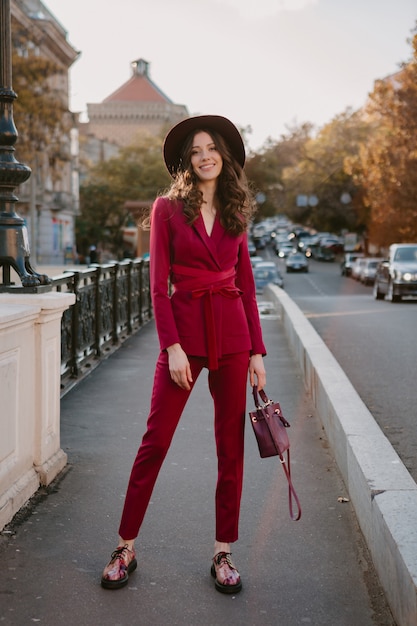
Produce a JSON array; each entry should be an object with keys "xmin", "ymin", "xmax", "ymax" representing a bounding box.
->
[{"xmin": 0, "ymin": 314, "xmax": 395, "ymax": 625}]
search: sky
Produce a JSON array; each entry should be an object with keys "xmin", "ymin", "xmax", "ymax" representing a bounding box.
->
[{"xmin": 43, "ymin": 0, "xmax": 416, "ymax": 151}]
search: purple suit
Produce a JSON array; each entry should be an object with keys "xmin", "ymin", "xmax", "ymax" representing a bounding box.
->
[{"xmin": 118, "ymin": 197, "xmax": 266, "ymax": 543}]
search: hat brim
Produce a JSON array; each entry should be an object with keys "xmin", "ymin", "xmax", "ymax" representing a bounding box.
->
[{"xmin": 163, "ymin": 115, "xmax": 245, "ymax": 176}]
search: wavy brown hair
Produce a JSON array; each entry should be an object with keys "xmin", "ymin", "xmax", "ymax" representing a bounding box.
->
[{"xmin": 165, "ymin": 128, "xmax": 256, "ymax": 236}]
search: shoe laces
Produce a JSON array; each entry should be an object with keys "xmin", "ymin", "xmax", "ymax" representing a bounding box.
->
[
  {"xmin": 214, "ymin": 552, "xmax": 235, "ymax": 570},
  {"xmin": 110, "ymin": 544, "xmax": 132, "ymax": 563}
]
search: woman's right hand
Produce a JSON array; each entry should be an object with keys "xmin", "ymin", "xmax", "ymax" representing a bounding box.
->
[{"xmin": 166, "ymin": 343, "xmax": 193, "ymax": 390}]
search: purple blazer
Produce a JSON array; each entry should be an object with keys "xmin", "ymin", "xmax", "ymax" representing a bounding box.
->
[{"xmin": 150, "ymin": 197, "xmax": 266, "ymax": 367}]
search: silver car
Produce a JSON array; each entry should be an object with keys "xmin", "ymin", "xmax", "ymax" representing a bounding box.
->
[{"xmin": 373, "ymin": 244, "xmax": 417, "ymax": 302}]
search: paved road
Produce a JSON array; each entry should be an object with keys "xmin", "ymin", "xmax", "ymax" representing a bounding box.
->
[
  {"xmin": 268, "ymin": 252, "xmax": 417, "ymax": 482},
  {"xmin": 0, "ymin": 311, "xmax": 394, "ymax": 625}
]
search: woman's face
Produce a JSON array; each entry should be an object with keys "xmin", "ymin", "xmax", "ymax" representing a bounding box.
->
[{"xmin": 190, "ymin": 131, "xmax": 223, "ymax": 183}]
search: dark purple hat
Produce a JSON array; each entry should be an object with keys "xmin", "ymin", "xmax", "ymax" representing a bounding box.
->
[{"xmin": 163, "ymin": 114, "xmax": 246, "ymax": 176}]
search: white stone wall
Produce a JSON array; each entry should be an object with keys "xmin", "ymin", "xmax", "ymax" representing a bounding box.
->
[{"xmin": 0, "ymin": 292, "xmax": 75, "ymax": 530}]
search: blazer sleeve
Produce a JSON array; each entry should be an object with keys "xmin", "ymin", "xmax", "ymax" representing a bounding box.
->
[
  {"xmin": 236, "ymin": 232, "xmax": 267, "ymax": 356},
  {"xmin": 149, "ymin": 197, "xmax": 181, "ymax": 351}
]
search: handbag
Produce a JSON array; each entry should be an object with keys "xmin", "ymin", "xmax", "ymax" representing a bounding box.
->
[{"xmin": 249, "ymin": 386, "xmax": 301, "ymax": 521}]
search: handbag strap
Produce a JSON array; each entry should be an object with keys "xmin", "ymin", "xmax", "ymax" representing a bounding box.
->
[
  {"xmin": 252, "ymin": 386, "xmax": 301, "ymax": 521},
  {"xmin": 278, "ymin": 449, "xmax": 302, "ymax": 521}
]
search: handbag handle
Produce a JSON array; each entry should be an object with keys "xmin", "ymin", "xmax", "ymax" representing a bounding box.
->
[
  {"xmin": 252, "ymin": 386, "xmax": 301, "ymax": 521},
  {"xmin": 252, "ymin": 385, "xmax": 272, "ymax": 409},
  {"xmin": 252, "ymin": 386, "xmax": 290, "ymax": 427}
]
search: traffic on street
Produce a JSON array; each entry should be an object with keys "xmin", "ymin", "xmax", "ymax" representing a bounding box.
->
[{"xmin": 256, "ymin": 244, "xmax": 417, "ymax": 483}]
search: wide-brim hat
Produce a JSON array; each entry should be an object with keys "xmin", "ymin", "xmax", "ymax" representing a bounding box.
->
[{"xmin": 163, "ymin": 114, "xmax": 245, "ymax": 176}]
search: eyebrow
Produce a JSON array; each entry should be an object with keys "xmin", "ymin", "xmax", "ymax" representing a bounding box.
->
[{"xmin": 192, "ymin": 141, "xmax": 216, "ymax": 150}]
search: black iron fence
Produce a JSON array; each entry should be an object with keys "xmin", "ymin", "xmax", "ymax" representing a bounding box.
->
[{"xmin": 51, "ymin": 259, "xmax": 152, "ymax": 396}]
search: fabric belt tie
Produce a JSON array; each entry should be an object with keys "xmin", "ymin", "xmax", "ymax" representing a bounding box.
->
[{"xmin": 171, "ymin": 264, "xmax": 241, "ymax": 370}]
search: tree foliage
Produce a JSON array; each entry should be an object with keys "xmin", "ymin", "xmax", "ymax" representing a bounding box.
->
[
  {"xmin": 245, "ymin": 123, "xmax": 313, "ymax": 220},
  {"xmin": 244, "ymin": 24, "xmax": 417, "ymax": 245},
  {"xmin": 11, "ymin": 37, "xmax": 72, "ymax": 176},
  {"xmin": 350, "ymin": 30, "xmax": 417, "ymax": 247},
  {"xmin": 77, "ymin": 134, "xmax": 170, "ymax": 258},
  {"xmin": 283, "ymin": 109, "xmax": 371, "ymax": 233},
  {"xmin": 246, "ymin": 112, "xmax": 371, "ymax": 234}
]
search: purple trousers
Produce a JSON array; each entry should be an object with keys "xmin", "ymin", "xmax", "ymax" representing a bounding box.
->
[{"xmin": 118, "ymin": 350, "xmax": 249, "ymax": 543}]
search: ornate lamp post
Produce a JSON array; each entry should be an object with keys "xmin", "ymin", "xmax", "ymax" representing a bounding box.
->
[{"xmin": 0, "ymin": 0, "xmax": 50, "ymax": 291}]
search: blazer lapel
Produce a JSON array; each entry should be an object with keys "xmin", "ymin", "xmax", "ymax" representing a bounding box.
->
[{"xmin": 193, "ymin": 214, "xmax": 221, "ymax": 268}]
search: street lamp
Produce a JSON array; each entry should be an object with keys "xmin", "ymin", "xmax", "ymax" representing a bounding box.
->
[{"xmin": 0, "ymin": 0, "xmax": 51, "ymax": 291}]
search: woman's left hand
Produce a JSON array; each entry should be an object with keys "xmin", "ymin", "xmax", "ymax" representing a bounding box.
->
[{"xmin": 249, "ymin": 354, "xmax": 266, "ymax": 391}]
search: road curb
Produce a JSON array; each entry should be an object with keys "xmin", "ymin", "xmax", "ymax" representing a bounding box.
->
[{"xmin": 265, "ymin": 284, "xmax": 417, "ymax": 626}]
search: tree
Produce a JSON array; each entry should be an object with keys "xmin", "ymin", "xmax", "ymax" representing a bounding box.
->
[
  {"xmin": 353, "ymin": 28, "xmax": 417, "ymax": 247},
  {"xmin": 245, "ymin": 123, "xmax": 313, "ymax": 220},
  {"xmin": 10, "ymin": 31, "xmax": 76, "ymax": 263},
  {"xmin": 77, "ymin": 134, "xmax": 170, "ymax": 258},
  {"xmin": 12, "ymin": 39, "xmax": 72, "ymax": 176},
  {"xmin": 283, "ymin": 109, "xmax": 370, "ymax": 233}
]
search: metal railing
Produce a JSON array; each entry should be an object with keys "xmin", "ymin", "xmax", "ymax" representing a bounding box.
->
[{"xmin": 51, "ymin": 258, "xmax": 152, "ymax": 396}]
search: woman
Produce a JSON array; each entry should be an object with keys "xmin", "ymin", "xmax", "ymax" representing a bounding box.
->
[{"xmin": 101, "ymin": 115, "xmax": 266, "ymax": 594}]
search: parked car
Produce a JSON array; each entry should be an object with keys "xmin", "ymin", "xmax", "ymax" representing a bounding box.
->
[
  {"xmin": 373, "ymin": 243, "xmax": 417, "ymax": 302},
  {"xmin": 359, "ymin": 258, "xmax": 380, "ymax": 285},
  {"xmin": 250, "ymin": 255, "xmax": 265, "ymax": 268},
  {"xmin": 341, "ymin": 252, "xmax": 364, "ymax": 276},
  {"xmin": 272, "ymin": 234, "xmax": 291, "ymax": 255},
  {"xmin": 311, "ymin": 244, "xmax": 335, "ymax": 262},
  {"xmin": 253, "ymin": 265, "xmax": 284, "ymax": 292},
  {"xmin": 351, "ymin": 257, "xmax": 367, "ymax": 280},
  {"xmin": 248, "ymin": 240, "xmax": 257, "ymax": 256},
  {"xmin": 255, "ymin": 261, "xmax": 278, "ymax": 270},
  {"xmin": 297, "ymin": 235, "xmax": 318, "ymax": 254},
  {"xmin": 319, "ymin": 236, "xmax": 344, "ymax": 255},
  {"xmin": 285, "ymin": 252, "xmax": 309, "ymax": 273},
  {"xmin": 276, "ymin": 242, "xmax": 295, "ymax": 258}
]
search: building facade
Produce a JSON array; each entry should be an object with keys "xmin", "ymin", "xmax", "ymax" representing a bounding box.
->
[
  {"xmin": 82, "ymin": 58, "xmax": 189, "ymax": 151},
  {"xmin": 78, "ymin": 58, "xmax": 189, "ymax": 259},
  {"xmin": 11, "ymin": 0, "xmax": 80, "ymax": 265}
]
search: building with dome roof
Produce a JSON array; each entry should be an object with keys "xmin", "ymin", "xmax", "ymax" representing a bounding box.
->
[
  {"xmin": 77, "ymin": 58, "xmax": 189, "ymax": 259},
  {"xmin": 80, "ymin": 58, "xmax": 188, "ymax": 152}
]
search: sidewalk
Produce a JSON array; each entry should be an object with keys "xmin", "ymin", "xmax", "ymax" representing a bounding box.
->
[{"xmin": 0, "ymin": 313, "xmax": 394, "ymax": 625}]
